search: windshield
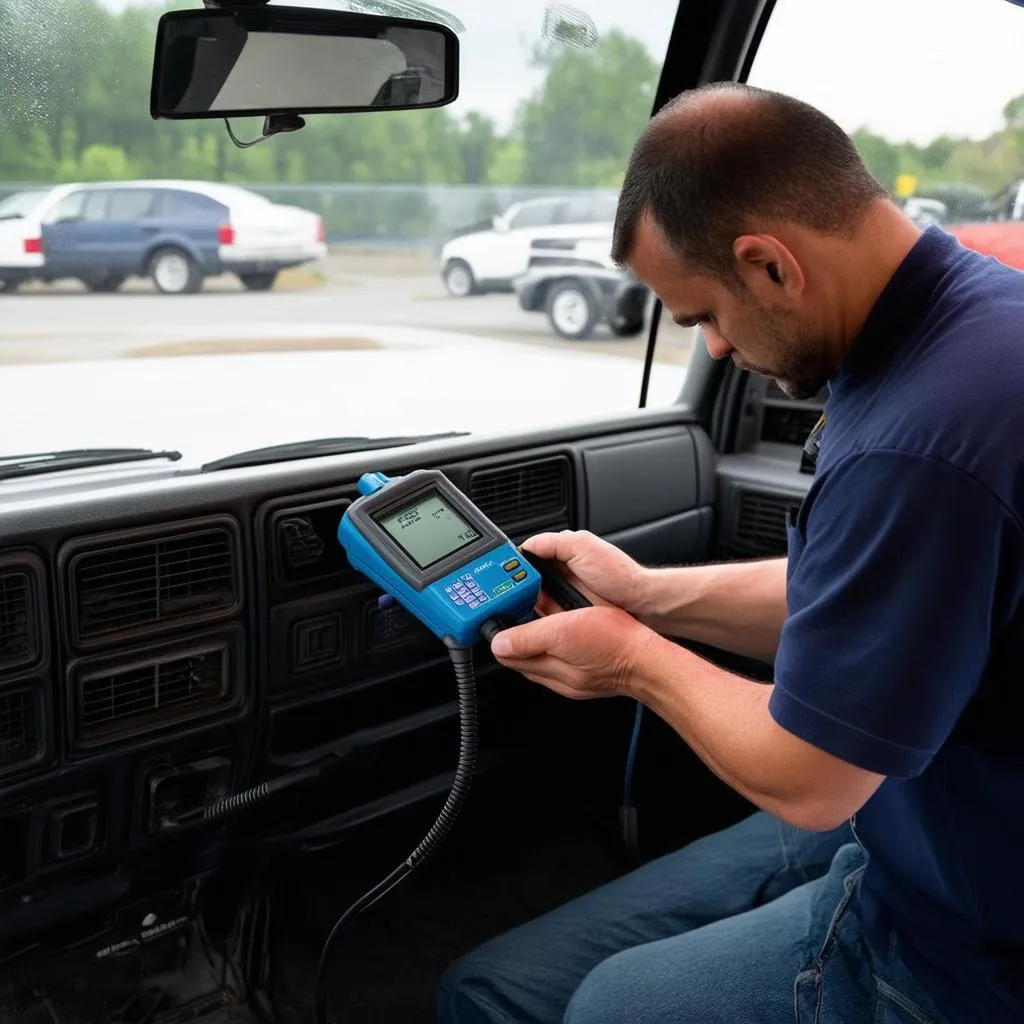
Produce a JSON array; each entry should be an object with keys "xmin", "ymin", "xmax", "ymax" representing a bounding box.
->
[{"xmin": 0, "ymin": 0, "xmax": 685, "ymax": 467}]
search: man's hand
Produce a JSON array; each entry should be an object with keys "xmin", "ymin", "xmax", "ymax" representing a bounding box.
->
[
  {"xmin": 521, "ymin": 530, "xmax": 647, "ymax": 617},
  {"xmin": 490, "ymin": 605, "xmax": 654, "ymax": 700}
]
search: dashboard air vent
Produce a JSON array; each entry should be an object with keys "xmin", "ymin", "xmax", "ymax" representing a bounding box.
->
[
  {"xmin": 68, "ymin": 523, "xmax": 240, "ymax": 648},
  {"xmin": 269, "ymin": 496, "xmax": 359, "ymax": 591},
  {"xmin": 0, "ymin": 563, "xmax": 40, "ymax": 675},
  {"xmin": 0, "ymin": 688, "xmax": 41, "ymax": 776},
  {"xmin": 736, "ymin": 492, "xmax": 803, "ymax": 555},
  {"xmin": 74, "ymin": 641, "xmax": 234, "ymax": 749},
  {"xmin": 467, "ymin": 456, "xmax": 572, "ymax": 532},
  {"xmin": 760, "ymin": 405, "xmax": 823, "ymax": 446}
]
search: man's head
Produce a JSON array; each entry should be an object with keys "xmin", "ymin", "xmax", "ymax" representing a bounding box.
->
[{"xmin": 612, "ymin": 83, "xmax": 907, "ymax": 398}]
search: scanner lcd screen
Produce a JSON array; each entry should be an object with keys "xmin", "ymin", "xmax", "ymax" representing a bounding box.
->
[{"xmin": 377, "ymin": 489, "xmax": 481, "ymax": 569}]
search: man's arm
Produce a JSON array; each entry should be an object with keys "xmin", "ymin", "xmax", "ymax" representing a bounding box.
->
[
  {"xmin": 635, "ymin": 557, "xmax": 788, "ymax": 663},
  {"xmin": 629, "ymin": 633, "xmax": 884, "ymax": 830},
  {"xmin": 496, "ymin": 450, "xmax": 1018, "ymax": 830}
]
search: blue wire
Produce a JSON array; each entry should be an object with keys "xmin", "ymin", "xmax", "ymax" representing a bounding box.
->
[{"xmin": 622, "ymin": 701, "xmax": 644, "ymax": 808}]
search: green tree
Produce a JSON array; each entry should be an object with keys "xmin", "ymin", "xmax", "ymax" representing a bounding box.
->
[
  {"xmin": 515, "ymin": 30, "xmax": 659, "ymax": 186},
  {"xmin": 851, "ymin": 129, "xmax": 901, "ymax": 193}
]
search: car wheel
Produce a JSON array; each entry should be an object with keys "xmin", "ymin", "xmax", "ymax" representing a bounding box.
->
[
  {"xmin": 84, "ymin": 274, "xmax": 125, "ymax": 294},
  {"xmin": 547, "ymin": 281, "xmax": 599, "ymax": 340},
  {"xmin": 443, "ymin": 259, "xmax": 476, "ymax": 297},
  {"xmin": 0, "ymin": 278, "xmax": 20, "ymax": 295},
  {"xmin": 150, "ymin": 247, "xmax": 203, "ymax": 295},
  {"xmin": 239, "ymin": 272, "xmax": 278, "ymax": 292}
]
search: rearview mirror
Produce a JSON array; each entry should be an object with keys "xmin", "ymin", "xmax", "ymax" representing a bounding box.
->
[{"xmin": 150, "ymin": 6, "xmax": 459, "ymax": 120}]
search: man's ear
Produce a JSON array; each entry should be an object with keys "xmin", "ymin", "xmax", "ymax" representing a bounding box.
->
[{"xmin": 733, "ymin": 234, "xmax": 804, "ymax": 297}]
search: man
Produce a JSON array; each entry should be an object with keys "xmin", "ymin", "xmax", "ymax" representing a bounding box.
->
[{"xmin": 436, "ymin": 83, "xmax": 1024, "ymax": 1023}]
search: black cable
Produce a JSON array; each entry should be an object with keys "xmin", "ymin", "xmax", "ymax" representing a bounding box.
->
[
  {"xmin": 202, "ymin": 762, "xmax": 324, "ymax": 822},
  {"xmin": 313, "ymin": 636, "xmax": 481, "ymax": 1024}
]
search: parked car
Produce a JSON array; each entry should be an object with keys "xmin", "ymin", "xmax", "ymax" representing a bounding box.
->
[
  {"xmin": 438, "ymin": 193, "xmax": 618, "ymax": 296},
  {"xmin": 513, "ymin": 237, "xmax": 650, "ymax": 340},
  {"xmin": 0, "ymin": 180, "xmax": 327, "ymax": 295}
]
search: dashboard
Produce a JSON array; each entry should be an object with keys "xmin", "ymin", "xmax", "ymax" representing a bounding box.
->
[{"xmin": 0, "ymin": 416, "xmax": 716, "ymax": 957}]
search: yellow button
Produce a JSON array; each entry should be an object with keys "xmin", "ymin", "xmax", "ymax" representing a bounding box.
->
[
  {"xmin": 512, "ymin": 569, "xmax": 528, "ymax": 582},
  {"xmin": 502, "ymin": 558, "xmax": 520, "ymax": 572}
]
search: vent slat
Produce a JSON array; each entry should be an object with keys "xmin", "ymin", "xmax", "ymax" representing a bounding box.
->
[
  {"xmin": 76, "ymin": 646, "xmax": 232, "ymax": 745},
  {"xmin": 0, "ymin": 690, "xmax": 39, "ymax": 771},
  {"xmin": 71, "ymin": 526, "xmax": 238, "ymax": 645},
  {"xmin": 0, "ymin": 569, "xmax": 38, "ymax": 672},
  {"xmin": 468, "ymin": 458, "xmax": 570, "ymax": 531},
  {"xmin": 736, "ymin": 493, "xmax": 802, "ymax": 554}
]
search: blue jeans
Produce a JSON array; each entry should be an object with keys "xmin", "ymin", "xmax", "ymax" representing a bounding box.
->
[{"xmin": 436, "ymin": 812, "xmax": 947, "ymax": 1024}]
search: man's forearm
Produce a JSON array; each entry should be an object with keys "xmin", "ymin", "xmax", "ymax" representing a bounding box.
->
[
  {"xmin": 627, "ymin": 630, "xmax": 883, "ymax": 831},
  {"xmin": 633, "ymin": 557, "xmax": 788, "ymax": 662}
]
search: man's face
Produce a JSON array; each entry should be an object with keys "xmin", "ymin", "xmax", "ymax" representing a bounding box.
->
[{"xmin": 626, "ymin": 216, "xmax": 830, "ymax": 399}]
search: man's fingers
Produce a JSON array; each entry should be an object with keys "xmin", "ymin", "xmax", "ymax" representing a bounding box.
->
[
  {"xmin": 519, "ymin": 532, "xmax": 566, "ymax": 560},
  {"xmin": 490, "ymin": 615, "xmax": 561, "ymax": 660}
]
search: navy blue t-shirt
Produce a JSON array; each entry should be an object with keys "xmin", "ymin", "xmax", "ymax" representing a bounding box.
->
[{"xmin": 770, "ymin": 226, "xmax": 1024, "ymax": 1022}]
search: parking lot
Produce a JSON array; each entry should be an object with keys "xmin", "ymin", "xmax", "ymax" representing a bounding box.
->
[{"xmin": 0, "ymin": 249, "xmax": 695, "ymax": 370}]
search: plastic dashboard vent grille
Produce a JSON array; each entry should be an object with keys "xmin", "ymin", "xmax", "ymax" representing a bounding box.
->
[
  {"xmin": 70, "ymin": 527, "xmax": 238, "ymax": 646},
  {"xmin": 76, "ymin": 643, "xmax": 231, "ymax": 748},
  {"xmin": 467, "ymin": 457, "xmax": 571, "ymax": 532},
  {"xmin": 760, "ymin": 405, "xmax": 823, "ymax": 446},
  {"xmin": 0, "ymin": 569, "xmax": 38, "ymax": 674},
  {"xmin": 0, "ymin": 689, "xmax": 40, "ymax": 775},
  {"xmin": 736, "ymin": 493, "xmax": 803, "ymax": 555}
]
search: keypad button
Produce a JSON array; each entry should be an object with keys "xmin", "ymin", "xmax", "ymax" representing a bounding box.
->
[
  {"xmin": 502, "ymin": 559, "xmax": 520, "ymax": 572},
  {"xmin": 468, "ymin": 599, "xmax": 479, "ymax": 608},
  {"xmin": 512, "ymin": 570, "xmax": 528, "ymax": 582}
]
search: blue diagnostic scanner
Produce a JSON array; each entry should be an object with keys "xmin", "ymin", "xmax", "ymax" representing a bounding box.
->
[{"xmin": 338, "ymin": 469, "xmax": 543, "ymax": 648}]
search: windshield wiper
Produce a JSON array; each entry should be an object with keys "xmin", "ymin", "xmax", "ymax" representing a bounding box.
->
[
  {"xmin": 0, "ymin": 447, "xmax": 182, "ymax": 481},
  {"xmin": 0, "ymin": 214, "xmax": 25, "ymax": 221},
  {"xmin": 202, "ymin": 433, "xmax": 470, "ymax": 473}
]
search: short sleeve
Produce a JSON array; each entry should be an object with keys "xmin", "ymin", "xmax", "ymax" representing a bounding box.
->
[{"xmin": 769, "ymin": 450, "xmax": 1021, "ymax": 779}]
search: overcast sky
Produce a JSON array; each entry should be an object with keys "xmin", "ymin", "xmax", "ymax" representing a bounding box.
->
[{"xmin": 101, "ymin": 0, "xmax": 1024, "ymax": 141}]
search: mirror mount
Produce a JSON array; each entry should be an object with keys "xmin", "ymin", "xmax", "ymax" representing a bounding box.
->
[{"xmin": 224, "ymin": 113, "xmax": 305, "ymax": 149}]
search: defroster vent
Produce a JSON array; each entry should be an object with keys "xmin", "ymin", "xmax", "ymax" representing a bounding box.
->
[
  {"xmin": 736, "ymin": 492, "xmax": 803, "ymax": 555},
  {"xmin": 468, "ymin": 456, "xmax": 572, "ymax": 532},
  {"xmin": 74, "ymin": 640, "xmax": 235, "ymax": 749},
  {"xmin": 0, "ymin": 557, "xmax": 43, "ymax": 675},
  {"xmin": 66, "ymin": 520, "xmax": 241, "ymax": 649}
]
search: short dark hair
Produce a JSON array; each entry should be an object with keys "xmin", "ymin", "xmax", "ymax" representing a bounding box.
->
[{"xmin": 611, "ymin": 82, "xmax": 889, "ymax": 280}]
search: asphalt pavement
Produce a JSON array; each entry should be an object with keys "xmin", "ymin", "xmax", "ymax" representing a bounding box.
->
[{"xmin": 0, "ymin": 249, "xmax": 695, "ymax": 368}]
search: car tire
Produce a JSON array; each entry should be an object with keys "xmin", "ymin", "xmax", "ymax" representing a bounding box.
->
[
  {"xmin": 443, "ymin": 259, "xmax": 477, "ymax": 297},
  {"xmin": 239, "ymin": 272, "xmax": 279, "ymax": 292},
  {"xmin": 84, "ymin": 274, "xmax": 125, "ymax": 294},
  {"xmin": 0, "ymin": 278, "xmax": 20, "ymax": 295},
  {"xmin": 610, "ymin": 318, "xmax": 645, "ymax": 338},
  {"xmin": 150, "ymin": 247, "xmax": 203, "ymax": 295},
  {"xmin": 546, "ymin": 280, "xmax": 599, "ymax": 340}
]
